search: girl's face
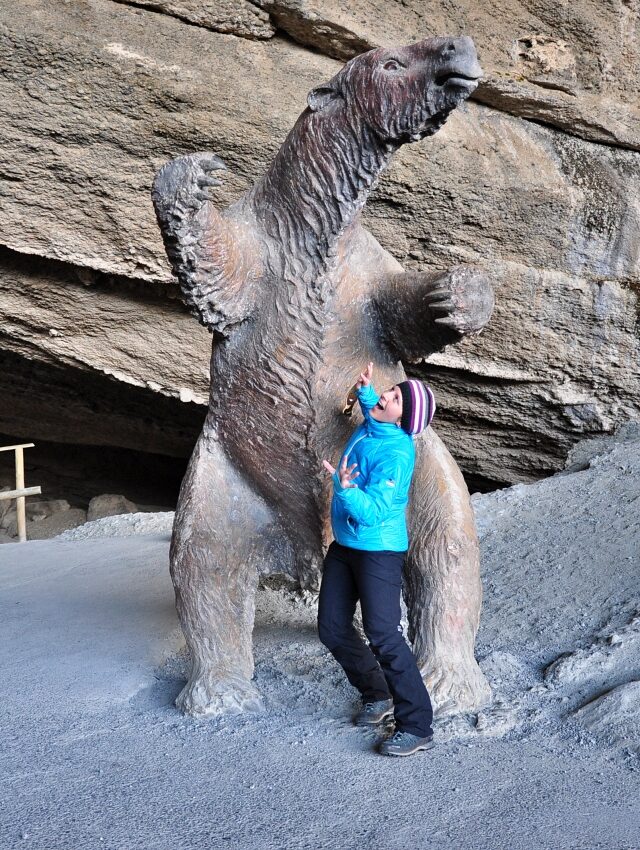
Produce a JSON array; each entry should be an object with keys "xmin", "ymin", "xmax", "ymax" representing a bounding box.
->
[{"xmin": 370, "ymin": 385, "xmax": 403, "ymax": 425}]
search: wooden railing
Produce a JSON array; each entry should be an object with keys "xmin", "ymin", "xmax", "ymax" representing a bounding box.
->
[{"xmin": 0, "ymin": 444, "xmax": 41, "ymax": 542}]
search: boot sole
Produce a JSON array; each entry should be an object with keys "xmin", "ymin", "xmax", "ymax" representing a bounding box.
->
[{"xmin": 379, "ymin": 739, "xmax": 435, "ymax": 757}]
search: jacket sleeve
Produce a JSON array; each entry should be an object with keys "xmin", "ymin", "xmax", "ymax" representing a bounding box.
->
[
  {"xmin": 332, "ymin": 449, "xmax": 408, "ymax": 527},
  {"xmin": 356, "ymin": 383, "xmax": 380, "ymax": 422}
]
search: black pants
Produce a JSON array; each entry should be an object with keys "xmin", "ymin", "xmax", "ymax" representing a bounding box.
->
[{"xmin": 317, "ymin": 541, "xmax": 433, "ymax": 738}]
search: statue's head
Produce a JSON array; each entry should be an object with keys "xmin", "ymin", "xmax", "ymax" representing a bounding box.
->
[{"xmin": 307, "ymin": 37, "xmax": 482, "ymax": 144}]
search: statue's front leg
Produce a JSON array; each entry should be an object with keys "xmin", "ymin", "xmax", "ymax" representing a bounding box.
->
[
  {"xmin": 405, "ymin": 428, "xmax": 491, "ymax": 714},
  {"xmin": 373, "ymin": 265, "xmax": 494, "ymax": 360},
  {"xmin": 171, "ymin": 426, "xmax": 284, "ymax": 717}
]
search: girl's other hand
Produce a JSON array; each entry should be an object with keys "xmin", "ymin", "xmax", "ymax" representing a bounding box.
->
[{"xmin": 322, "ymin": 456, "xmax": 360, "ymax": 489}]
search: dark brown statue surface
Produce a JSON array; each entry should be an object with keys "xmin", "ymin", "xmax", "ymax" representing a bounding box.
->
[{"xmin": 152, "ymin": 36, "xmax": 494, "ymax": 717}]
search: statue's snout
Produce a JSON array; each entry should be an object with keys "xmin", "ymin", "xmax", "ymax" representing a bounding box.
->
[{"xmin": 427, "ymin": 36, "xmax": 483, "ymax": 92}]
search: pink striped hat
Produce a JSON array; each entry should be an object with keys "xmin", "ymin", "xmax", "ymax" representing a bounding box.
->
[{"xmin": 398, "ymin": 380, "xmax": 436, "ymax": 435}]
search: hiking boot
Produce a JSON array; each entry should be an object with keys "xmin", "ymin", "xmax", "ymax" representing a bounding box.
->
[
  {"xmin": 353, "ymin": 698, "xmax": 394, "ymax": 726},
  {"xmin": 378, "ymin": 730, "xmax": 435, "ymax": 757}
]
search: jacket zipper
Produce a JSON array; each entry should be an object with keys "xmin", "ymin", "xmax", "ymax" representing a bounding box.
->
[{"xmin": 344, "ymin": 432, "xmax": 367, "ymax": 463}]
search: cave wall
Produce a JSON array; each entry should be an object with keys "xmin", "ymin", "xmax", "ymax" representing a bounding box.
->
[{"xmin": 1, "ymin": 0, "xmax": 640, "ymax": 488}]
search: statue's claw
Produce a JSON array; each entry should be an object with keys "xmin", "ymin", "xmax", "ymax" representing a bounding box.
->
[
  {"xmin": 152, "ymin": 152, "xmax": 227, "ymax": 217},
  {"xmin": 423, "ymin": 265, "xmax": 494, "ymax": 336},
  {"xmin": 198, "ymin": 176, "xmax": 221, "ymax": 186},
  {"xmin": 199, "ymin": 156, "xmax": 226, "ymax": 172},
  {"xmin": 195, "ymin": 172, "xmax": 225, "ymax": 203},
  {"xmin": 434, "ymin": 315, "xmax": 459, "ymax": 328},
  {"xmin": 429, "ymin": 299, "xmax": 456, "ymax": 314},
  {"xmin": 424, "ymin": 286, "xmax": 450, "ymax": 302}
]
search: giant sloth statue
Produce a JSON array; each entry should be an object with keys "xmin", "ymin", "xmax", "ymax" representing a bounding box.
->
[{"xmin": 152, "ymin": 36, "xmax": 494, "ymax": 717}]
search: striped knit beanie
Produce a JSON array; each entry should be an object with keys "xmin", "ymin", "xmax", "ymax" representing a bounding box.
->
[{"xmin": 398, "ymin": 380, "xmax": 436, "ymax": 436}]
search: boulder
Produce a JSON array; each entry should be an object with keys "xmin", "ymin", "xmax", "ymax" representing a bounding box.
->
[
  {"xmin": 25, "ymin": 508, "xmax": 88, "ymax": 541},
  {"xmin": 87, "ymin": 494, "xmax": 139, "ymax": 522},
  {"xmin": 563, "ymin": 422, "xmax": 640, "ymax": 473},
  {"xmin": 26, "ymin": 500, "xmax": 71, "ymax": 522},
  {"xmin": 1, "ymin": 507, "xmax": 17, "ymax": 532}
]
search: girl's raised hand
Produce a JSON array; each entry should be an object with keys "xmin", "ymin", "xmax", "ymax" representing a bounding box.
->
[
  {"xmin": 322, "ymin": 456, "xmax": 360, "ymax": 489},
  {"xmin": 355, "ymin": 361, "xmax": 373, "ymax": 390}
]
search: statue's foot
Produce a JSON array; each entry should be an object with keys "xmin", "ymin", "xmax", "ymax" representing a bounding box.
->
[
  {"xmin": 421, "ymin": 654, "xmax": 491, "ymax": 716},
  {"xmin": 176, "ymin": 669, "xmax": 264, "ymax": 718}
]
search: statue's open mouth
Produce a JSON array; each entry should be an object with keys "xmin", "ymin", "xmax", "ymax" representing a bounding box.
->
[{"xmin": 435, "ymin": 70, "xmax": 482, "ymax": 90}]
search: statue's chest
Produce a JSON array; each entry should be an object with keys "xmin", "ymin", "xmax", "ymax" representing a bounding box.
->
[{"xmin": 212, "ymin": 238, "xmax": 372, "ymax": 411}]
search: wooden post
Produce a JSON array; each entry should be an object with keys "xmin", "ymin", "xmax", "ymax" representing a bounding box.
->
[
  {"xmin": 15, "ymin": 446, "xmax": 26, "ymax": 543},
  {"xmin": 0, "ymin": 443, "xmax": 41, "ymax": 542}
]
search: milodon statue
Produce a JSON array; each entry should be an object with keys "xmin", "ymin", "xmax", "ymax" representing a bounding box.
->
[{"xmin": 152, "ymin": 35, "xmax": 494, "ymax": 717}]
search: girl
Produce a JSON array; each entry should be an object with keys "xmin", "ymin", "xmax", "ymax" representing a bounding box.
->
[{"xmin": 320, "ymin": 363, "xmax": 436, "ymax": 757}]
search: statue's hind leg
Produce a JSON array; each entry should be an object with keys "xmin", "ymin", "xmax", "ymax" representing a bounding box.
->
[
  {"xmin": 171, "ymin": 424, "xmax": 289, "ymax": 717},
  {"xmin": 405, "ymin": 428, "xmax": 491, "ymax": 714}
]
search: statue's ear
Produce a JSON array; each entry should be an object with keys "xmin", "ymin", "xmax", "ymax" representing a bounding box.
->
[{"xmin": 307, "ymin": 85, "xmax": 340, "ymax": 112}]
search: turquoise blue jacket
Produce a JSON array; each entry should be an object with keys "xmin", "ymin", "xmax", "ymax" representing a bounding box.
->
[{"xmin": 330, "ymin": 383, "xmax": 415, "ymax": 552}]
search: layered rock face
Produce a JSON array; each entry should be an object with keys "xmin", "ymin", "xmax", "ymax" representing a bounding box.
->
[{"xmin": 1, "ymin": 0, "xmax": 639, "ymax": 489}]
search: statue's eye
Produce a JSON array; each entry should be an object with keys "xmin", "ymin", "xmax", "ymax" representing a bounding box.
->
[{"xmin": 383, "ymin": 59, "xmax": 403, "ymax": 72}]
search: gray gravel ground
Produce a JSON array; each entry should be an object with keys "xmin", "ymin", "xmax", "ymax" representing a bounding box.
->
[{"xmin": 1, "ymin": 433, "xmax": 640, "ymax": 850}]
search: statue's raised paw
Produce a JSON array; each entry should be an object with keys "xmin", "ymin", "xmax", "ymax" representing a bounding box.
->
[
  {"xmin": 152, "ymin": 152, "xmax": 226, "ymax": 222},
  {"xmin": 175, "ymin": 669, "xmax": 264, "ymax": 718},
  {"xmin": 424, "ymin": 265, "xmax": 494, "ymax": 335},
  {"xmin": 375, "ymin": 263, "xmax": 495, "ymax": 361}
]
